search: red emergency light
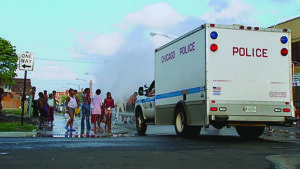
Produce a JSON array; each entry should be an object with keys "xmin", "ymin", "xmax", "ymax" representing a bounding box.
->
[
  {"xmin": 210, "ymin": 44, "xmax": 218, "ymax": 52},
  {"xmin": 283, "ymin": 108, "xmax": 290, "ymax": 112},
  {"xmin": 281, "ymin": 48, "xmax": 288, "ymax": 56}
]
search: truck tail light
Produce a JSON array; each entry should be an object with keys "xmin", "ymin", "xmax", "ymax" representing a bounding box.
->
[
  {"xmin": 210, "ymin": 24, "xmax": 215, "ymax": 27},
  {"xmin": 283, "ymin": 108, "xmax": 290, "ymax": 112},
  {"xmin": 281, "ymin": 48, "xmax": 288, "ymax": 56},
  {"xmin": 274, "ymin": 108, "xmax": 281, "ymax": 112},
  {"xmin": 283, "ymin": 29, "xmax": 288, "ymax": 32},
  {"xmin": 211, "ymin": 100, "xmax": 216, "ymax": 103},
  {"xmin": 285, "ymin": 102, "xmax": 289, "ymax": 105},
  {"xmin": 210, "ymin": 44, "xmax": 218, "ymax": 52},
  {"xmin": 210, "ymin": 107, "xmax": 218, "ymax": 111},
  {"xmin": 219, "ymin": 107, "xmax": 227, "ymax": 111},
  {"xmin": 280, "ymin": 36, "xmax": 288, "ymax": 44}
]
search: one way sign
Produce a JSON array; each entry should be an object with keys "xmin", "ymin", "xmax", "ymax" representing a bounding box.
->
[{"xmin": 19, "ymin": 52, "xmax": 34, "ymax": 71}]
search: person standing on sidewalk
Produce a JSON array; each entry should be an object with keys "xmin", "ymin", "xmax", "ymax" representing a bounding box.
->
[
  {"xmin": 44, "ymin": 90, "xmax": 49, "ymax": 117},
  {"xmin": 52, "ymin": 90, "xmax": 57, "ymax": 112},
  {"xmin": 27, "ymin": 86, "xmax": 36, "ymax": 117},
  {"xmin": 125, "ymin": 92, "xmax": 137, "ymax": 124},
  {"xmin": 37, "ymin": 92, "xmax": 46, "ymax": 129},
  {"xmin": 73, "ymin": 90, "xmax": 80, "ymax": 118},
  {"xmin": 92, "ymin": 89, "xmax": 102, "ymax": 130},
  {"xmin": 81, "ymin": 88, "xmax": 91, "ymax": 136},
  {"xmin": 65, "ymin": 88, "xmax": 78, "ymax": 131},
  {"xmin": 47, "ymin": 93, "xmax": 55, "ymax": 128},
  {"xmin": 104, "ymin": 92, "xmax": 116, "ymax": 132}
]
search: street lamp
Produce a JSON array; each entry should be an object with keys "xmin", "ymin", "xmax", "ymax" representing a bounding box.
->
[
  {"xmin": 85, "ymin": 73, "xmax": 96, "ymax": 76},
  {"xmin": 75, "ymin": 78, "xmax": 87, "ymax": 92},
  {"xmin": 149, "ymin": 32, "xmax": 175, "ymax": 40}
]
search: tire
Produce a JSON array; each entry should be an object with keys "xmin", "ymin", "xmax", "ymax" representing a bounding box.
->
[
  {"xmin": 174, "ymin": 107, "xmax": 189, "ymax": 137},
  {"xmin": 135, "ymin": 109, "xmax": 147, "ymax": 135},
  {"xmin": 236, "ymin": 126, "xmax": 265, "ymax": 139}
]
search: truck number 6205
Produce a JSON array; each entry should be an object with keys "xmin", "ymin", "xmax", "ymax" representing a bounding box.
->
[{"xmin": 269, "ymin": 92, "xmax": 287, "ymax": 98}]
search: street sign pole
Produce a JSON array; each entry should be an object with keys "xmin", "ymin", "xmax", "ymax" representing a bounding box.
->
[
  {"xmin": 19, "ymin": 51, "xmax": 34, "ymax": 126},
  {"xmin": 21, "ymin": 70, "xmax": 27, "ymax": 126}
]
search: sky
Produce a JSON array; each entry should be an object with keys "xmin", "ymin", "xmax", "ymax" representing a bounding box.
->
[{"xmin": 1, "ymin": 0, "xmax": 300, "ymax": 101}]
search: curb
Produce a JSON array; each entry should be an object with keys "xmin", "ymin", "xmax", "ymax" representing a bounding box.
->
[{"xmin": 0, "ymin": 130, "xmax": 37, "ymax": 138}]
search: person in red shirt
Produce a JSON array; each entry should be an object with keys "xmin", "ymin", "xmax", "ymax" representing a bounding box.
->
[{"xmin": 104, "ymin": 92, "xmax": 116, "ymax": 132}]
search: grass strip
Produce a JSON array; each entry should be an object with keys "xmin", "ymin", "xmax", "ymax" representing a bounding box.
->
[{"xmin": 0, "ymin": 122, "xmax": 36, "ymax": 132}]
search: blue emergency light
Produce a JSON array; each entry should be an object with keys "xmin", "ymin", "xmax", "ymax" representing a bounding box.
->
[
  {"xmin": 281, "ymin": 36, "xmax": 288, "ymax": 44},
  {"xmin": 210, "ymin": 31, "xmax": 218, "ymax": 39}
]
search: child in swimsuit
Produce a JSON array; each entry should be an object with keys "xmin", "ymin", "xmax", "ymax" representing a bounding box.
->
[{"xmin": 104, "ymin": 92, "xmax": 116, "ymax": 132}]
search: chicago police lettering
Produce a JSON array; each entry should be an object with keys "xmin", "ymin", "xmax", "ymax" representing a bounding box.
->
[
  {"xmin": 180, "ymin": 42, "xmax": 195, "ymax": 55},
  {"xmin": 161, "ymin": 41, "xmax": 196, "ymax": 63},
  {"xmin": 233, "ymin": 47, "xmax": 268, "ymax": 58},
  {"xmin": 161, "ymin": 51, "xmax": 175, "ymax": 63}
]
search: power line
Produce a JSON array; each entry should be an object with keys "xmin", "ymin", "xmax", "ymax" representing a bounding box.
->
[{"xmin": 34, "ymin": 58, "xmax": 107, "ymax": 64}]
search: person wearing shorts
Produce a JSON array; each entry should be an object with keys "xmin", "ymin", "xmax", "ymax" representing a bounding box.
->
[
  {"xmin": 92, "ymin": 89, "xmax": 102, "ymax": 130},
  {"xmin": 65, "ymin": 88, "xmax": 78, "ymax": 132},
  {"xmin": 47, "ymin": 93, "xmax": 55, "ymax": 128}
]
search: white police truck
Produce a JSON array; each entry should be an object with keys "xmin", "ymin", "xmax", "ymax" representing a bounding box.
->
[{"xmin": 135, "ymin": 24, "xmax": 298, "ymax": 138}]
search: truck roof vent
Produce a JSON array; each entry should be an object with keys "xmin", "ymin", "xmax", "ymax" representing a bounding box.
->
[
  {"xmin": 254, "ymin": 27, "xmax": 259, "ymax": 30},
  {"xmin": 240, "ymin": 26, "xmax": 244, "ymax": 29},
  {"xmin": 247, "ymin": 26, "xmax": 252, "ymax": 30}
]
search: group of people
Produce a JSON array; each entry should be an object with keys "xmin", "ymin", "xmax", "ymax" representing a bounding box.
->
[
  {"xmin": 65, "ymin": 88, "xmax": 116, "ymax": 136},
  {"xmin": 34, "ymin": 87, "xmax": 57, "ymax": 129}
]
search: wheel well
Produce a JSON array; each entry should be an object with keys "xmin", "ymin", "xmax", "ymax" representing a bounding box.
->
[
  {"xmin": 135, "ymin": 106, "xmax": 142, "ymax": 117},
  {"xmin": 173, "ymin": 101, "xmax": 186, "ymax": 124}
]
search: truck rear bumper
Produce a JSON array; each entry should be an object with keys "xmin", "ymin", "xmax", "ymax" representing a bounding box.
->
[{"xmin": 210, "ymin": 115, "xmax": 298, "ymax": 126}]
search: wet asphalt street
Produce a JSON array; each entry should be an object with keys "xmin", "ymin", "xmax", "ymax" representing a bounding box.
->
[{"xmin": 1, "ymin": 114, "xmax": 300, "ymax": 169}]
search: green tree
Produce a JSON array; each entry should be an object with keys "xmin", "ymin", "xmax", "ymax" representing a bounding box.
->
[
  {"xmin": 77, "ymin": 92, "xmax": 83, "ymax": 103},
  {"xmin": 0, "ymin": 37, "xmax": 18, "ymax": 84},
  {"xmin": 61, "ymin": 95, "xmax": 68, "ymax": 103}
]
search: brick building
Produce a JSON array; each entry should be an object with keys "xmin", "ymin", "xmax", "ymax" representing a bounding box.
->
[{"xmin": 1, "ymin": 78, "xmax": 31, "ymax": 109}]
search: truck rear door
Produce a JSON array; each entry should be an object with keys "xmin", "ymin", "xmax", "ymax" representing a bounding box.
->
[{"xmin": 206, "ymin": 25, "xmax": 292, "ymax": 119}]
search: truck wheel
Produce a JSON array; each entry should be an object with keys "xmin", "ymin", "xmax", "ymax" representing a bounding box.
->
[
  {"xmin": 136, "ymin": 109, "xmax": 147, "ymax": 135},
  {"xmin": 174, "ymin": 107, "xmax": 189, "ymax": 137},
  {"xmin": 236, "ymin": 126, "xmax": 265, "ymax": 139}
]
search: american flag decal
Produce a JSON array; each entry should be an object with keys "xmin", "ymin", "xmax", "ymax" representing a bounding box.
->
[{"xmin": 213, "ymin": 87, "xmax": 221, "ymax": 95}]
